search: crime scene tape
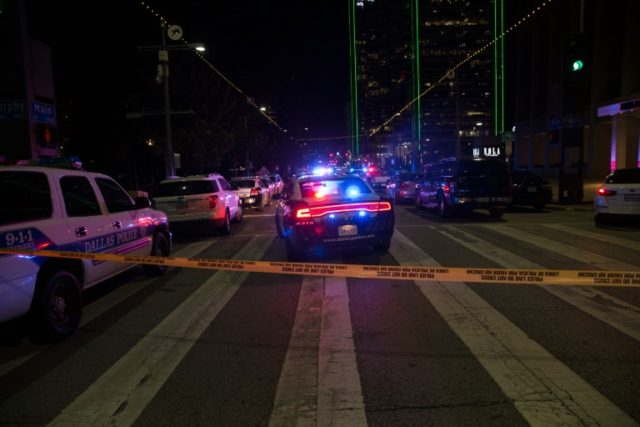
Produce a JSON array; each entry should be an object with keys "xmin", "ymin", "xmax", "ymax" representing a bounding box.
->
[{"xmin": 1, "ymin": 248, "xmax": 640, "ymax": 287}]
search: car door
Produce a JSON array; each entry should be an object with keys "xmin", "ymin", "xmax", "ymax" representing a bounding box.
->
[
  {"xmin": 94, "ymin": 177, "xmax": 151, "ymax": 259},
  {"xmin": 59, "ymin": 174, "xmax": 124, "ymax": 284},
  {"xmin": 218, "ymin": 177, "xmax": 239, "ymax": 218}
]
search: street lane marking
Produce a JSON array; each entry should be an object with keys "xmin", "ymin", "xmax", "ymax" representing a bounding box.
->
[
  {"xmin": 438, "ymin": 227, "xmax": 640, "ymax": 342},
  {"xmin": 390, "ymin": 230, "xmax": 638, "ymax": 427},
  {"xmin": 487, "ymin": 225, "xmax": 640, "ymax": 271},
  {"xmin": 0, "ymin": 241, "xmax": 215, "ymax": 379},
  {"xmin": 48, "ymin": 235, "xmax": 273, "ymax": 427},
  {"xmin": 270, "ymin": 276, "xmax": 366, "ymax": 427},
  {"xmin": 543, "ymin": 223, "xmax": 640, "ymax": 251}
]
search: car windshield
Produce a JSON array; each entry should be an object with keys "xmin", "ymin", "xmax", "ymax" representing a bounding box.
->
[
  {"xmin": 155, "ymin": 180, "xmax": 218, "ymax": 197},
  {"xmin": 606, "ymin": 169, "xmax": 640, "ymax": 184},
  {"xmin": 299, "ymin": 177, "xmax": 372, "ymax": 199}
]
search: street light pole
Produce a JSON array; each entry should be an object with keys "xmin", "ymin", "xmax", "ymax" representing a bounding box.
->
[{"xmin": 160, "ymin": 23, "xmax": 175, "ymax": 178}]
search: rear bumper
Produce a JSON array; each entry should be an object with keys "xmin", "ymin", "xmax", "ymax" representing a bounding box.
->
[{"xmin": 453, "ymin": 195, "xmax": 511, "ymax": 209}]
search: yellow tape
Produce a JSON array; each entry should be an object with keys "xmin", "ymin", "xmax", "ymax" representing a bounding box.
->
[{"xmin": 1, "ymin": 248, "xmax": 640, "ymax": 287}]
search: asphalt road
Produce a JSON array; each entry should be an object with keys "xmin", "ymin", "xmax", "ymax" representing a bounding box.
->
[{"xmin": 1, "ymin": 201, "xmax": 639, "ymax": 426}]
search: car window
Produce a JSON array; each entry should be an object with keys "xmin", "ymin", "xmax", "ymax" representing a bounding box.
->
[
  {"xmin": 60, "ymin": 176, "xmax": 102, "ymax": 217},
  {"xmin": 299, "ymin": 177, "xmax": 372, "ymax": 199},
  {"xmin": 231, "ymin": 180, "xmax": 257, "ymax": 189},
  {"xmin": 218, "ymin": 178, "xmax": 231, "ymax": 191},
  {"xmin": 0, "ymin": 171, "xmax": 53, "ymax": 226},
  {"xmin": 606, "ymin": 169, "xmax": 640, "ymax": 184},
  {"xmin": 95, "ymin": 177, "xmax": 135, "ymax": 213},
  {"xmin": 156, "ymin": 180, "xmax": 219, "ymax": 196}
]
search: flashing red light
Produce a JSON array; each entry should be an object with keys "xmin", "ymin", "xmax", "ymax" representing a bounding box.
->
[
  {"xmin": 597, "ymin": 187, "xmax": 617, "ymax": 197},
  {"xmin": 368, "ymin": 166, "xmax": 375, "ymax": 173},
  {"xmin": 442, "ymin": 185, "xmax": 450, "ymax": 194}
]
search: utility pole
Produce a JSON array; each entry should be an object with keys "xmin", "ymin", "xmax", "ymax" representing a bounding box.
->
[{"xmin": 160, "ymin": 23, "xmax": 175, "ymax": 178}]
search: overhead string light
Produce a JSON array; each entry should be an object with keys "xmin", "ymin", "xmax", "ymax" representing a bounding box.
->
[
  {"xmin": 139, "ymin": 1, "xmax": 285, "ymax": 133},
  {"xmin": 369, "ymin": 0, "xmax": 553, "ymax": 137}
]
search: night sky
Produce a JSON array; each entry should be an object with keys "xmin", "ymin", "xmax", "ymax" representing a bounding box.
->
[{"xmin": 26, "ymin": 0, "xmax": 351, "ymax": 144}]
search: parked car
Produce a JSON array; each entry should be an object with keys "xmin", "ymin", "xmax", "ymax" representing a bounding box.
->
[
  {"xmin": 261, "ymin": 176, "xmax": 277, "ymax": 199},
  {"xmin": 269, "ymin": 174, "xmax": 285, "ymax": 195},
  {"xmin": 153, "ymin": 173, "xmax": 242, "ymax": 235},
  {"xmin": 230, "ymin": 177, "xmax": 270, "ymax": 210},
  {"xmin": 594, "ymin": 168, "xmax": 640, "ymax": 224},
  {"xmin": 508, "ymin": 170, "xmax": 552, "ymax": 210},
  {"xmin": 0, "ymin": 164, "xmax": 171, "ymax": 341},
  {"xmin": 386, "ymin": 172, "xmax": 422, "ymax": 203},
  {"xmin": 415, "ymin": 158, "xmax": 511, "ymax": 218},
  {"xmin": 275, "ymin": 174, "xmax": 394, "ymax": 261}
]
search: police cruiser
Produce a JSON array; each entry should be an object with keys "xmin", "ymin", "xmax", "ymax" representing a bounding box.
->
[{"xmin": 0, "ymin": 162, "xmax": 171, "ymax": 341}]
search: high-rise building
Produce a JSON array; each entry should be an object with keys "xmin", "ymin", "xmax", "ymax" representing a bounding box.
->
[{"xmin": 351, "ymin": 0, "xmax": 501, "ymax": 168}]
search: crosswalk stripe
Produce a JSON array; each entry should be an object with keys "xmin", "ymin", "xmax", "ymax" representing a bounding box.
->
[
  {"xmin": 487, "ymin": 225, "xmax": 640, "ymax": 271},
  {"xmin": 543, "ymin": 223, "xmax": 640, "ymax": 251},
  {"xmin": 391, "ymin": 230, "xmax": 638, "ymax": 427},
  {"xmin": 438, "ymin": 227, "xmax": 640, "ymax": 342},
  {"xmin": 48, "ymin": 235, "xmax": 274, "ymax": 427},
  {"xmin": 270, "ymin": 276, "xmax": 366, "ymax": 427},
  {"xmin": 0, "ymin": 241, "xmax": 216, "ymax": 379}
]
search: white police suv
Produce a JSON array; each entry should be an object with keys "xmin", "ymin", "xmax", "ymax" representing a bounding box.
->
[{"xmin": 0, "ymin": 164, "xmax": 171, "ymax": 341}]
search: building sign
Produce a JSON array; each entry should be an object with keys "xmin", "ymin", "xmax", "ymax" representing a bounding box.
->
[
  {"xmin": 473, "ymin": 146, "xmax": 502, "ymax": 158},
  {"xmin": 0, "ymin": 100, "xmax": 26, "ymax": 121},
  {"xmin": 32, "ymin": 101, "xmax": 56, "ymax": 125}
]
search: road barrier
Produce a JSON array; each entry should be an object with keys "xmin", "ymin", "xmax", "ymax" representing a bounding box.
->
[{"xmin": 1, "ymin": 248, "xmax": 640, "ymax": 287}]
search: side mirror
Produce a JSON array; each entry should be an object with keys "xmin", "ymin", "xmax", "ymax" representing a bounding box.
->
[{"xmin": 135, "ymin": 196, "xmax": 152, "ymax": 209}]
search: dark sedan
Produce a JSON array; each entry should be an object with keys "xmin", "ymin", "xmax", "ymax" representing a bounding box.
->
[
  {"xmin": 275, "ymin": 175, "xmax": 395, "ymax": 261},
  {"xmin": 509, "ymin": 171, "xmax": 552, "ymax": 210}
]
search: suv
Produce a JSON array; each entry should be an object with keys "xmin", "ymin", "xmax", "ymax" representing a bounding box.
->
[
  {"xmin": 153, "ymin": 173, "xmax": 242, "ymax": 235},
  {"xmin": 0, "ymin": 165, "xmax": 171, "ymax": 341},
  {"xmin": 415, "ymin": 158, "xmax": 511, "ymax": 218}
]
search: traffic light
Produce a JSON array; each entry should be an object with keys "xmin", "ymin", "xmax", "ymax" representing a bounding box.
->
[{"xmin": 566, "ymin": 33, "xmax": 585, "ymax": 73}]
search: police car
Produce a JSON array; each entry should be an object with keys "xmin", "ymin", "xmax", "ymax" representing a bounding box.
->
[{"xmin": 0, "ymin": 163, "xmax": 171, "ymax": 341}]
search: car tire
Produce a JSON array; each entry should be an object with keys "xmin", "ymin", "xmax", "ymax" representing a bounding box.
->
[
  {"xmin": 144, "ymin": 231, "xmax": 170, "ymax": 276},
  {"xmin": 489, "ymin": 207, "xmax": 505, "ymax": 218},
  {"xmin": 220, "ymin": 209, "xmax": 231, "ymax": 235},
  {"xmin": 32, "ymin": 270, "xmax": 82, "ymax": 342},
  {"xmin": 275, "ymin": 216, "xmax": 285, "ymax": 237},
  {"xmin": 439, "ymin": 198, "xmax": 452, "ymax": 218},
  {"xmin": 232, "ymin": 205, "xmax": 243, "ymax": 223}
]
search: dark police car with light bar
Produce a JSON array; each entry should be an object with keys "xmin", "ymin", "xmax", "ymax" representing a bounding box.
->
[{"xmin": 275, "ymin": 174, "xmax": 395, "ymax": 261}]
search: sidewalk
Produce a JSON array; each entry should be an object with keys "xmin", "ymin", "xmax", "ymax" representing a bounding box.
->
[{"xmin": 543, "ymin": 176, "xmax": 602, "ymax": 212}]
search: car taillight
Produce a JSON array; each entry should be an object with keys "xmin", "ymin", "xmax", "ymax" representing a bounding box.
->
[
  {"xmin": 209, "ymin": 195, "xmax": 219, "ymax": 208},
  {"xmin": 597, "ymin": 187, "xmax": 617, "ymax": 197},
  {"xmin": 250, "ymin": 188, "xmax": 260, "ymax": 196},
  {"xmin": 298, "ymin": 202, "xmax": 391, "ymax": 218}
]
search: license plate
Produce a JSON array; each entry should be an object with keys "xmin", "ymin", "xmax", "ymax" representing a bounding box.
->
[
  {"xmin": 624, "ymin": 194, "xmax": 640, "ymax": 201},
  {"xmin": 338, "ymin": 224, "xmax": 358, "ymax": 236}
]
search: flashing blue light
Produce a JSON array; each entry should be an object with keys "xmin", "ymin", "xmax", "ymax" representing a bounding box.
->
[
  {"xmin": 329, "ymin": 214, "xmax": 336, "ymax": 219},
  {"xmin": 362, "ymin": 166, "xmax": 368, "ymax": 173},
  {"xmin": 346, "ymin": 186, "xmax": 361, "ymax": 197},
  {"xmin": 358, "ymin": 210, "xmax": 366, "ymax": 217}
]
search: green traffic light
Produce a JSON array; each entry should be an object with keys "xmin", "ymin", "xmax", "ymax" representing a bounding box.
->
[{"xmin": 572, "ymin": 60, "xmax": 584, "ymax": 71}]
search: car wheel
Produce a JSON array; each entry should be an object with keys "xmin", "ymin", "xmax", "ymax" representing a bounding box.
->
[
  {"xmin": 220, "ymin": 210, "xmax": 231, "ymax": 235},
  {"xmin": 489, "ymin": 207, "xmax": 505, "ymax": 218},
  {"xmin": 373, "ymin": 238, "xmax": 391, "ymax": 252},
  {"xmin": 275, "ymin": 216, "xmax": 285, "ymax": 237},
  {"xmin": 32, "ymin": 270, "xmax": 82, "ymax": 342},
  {"xmin": 232, "ymin": 205, "xmax": 243, "ymax": 223},
  {"xmin": 144, "ymin": 231, "xmax": 170, "ymax": 276},
  {"xmin": 286, "ymin": 238, "xmax": 305, "ymax": 262},
  {"xmin": 439, "ymin": 198, "xmax": 452, "ymax": 218}
]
